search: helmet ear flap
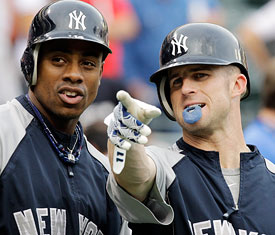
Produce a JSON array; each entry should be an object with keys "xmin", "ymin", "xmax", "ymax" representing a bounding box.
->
[
  {"xmin": 21, "ymin": 44, "xmax": 40, "ymax": 86},
  {"xmin": 21, "ymin": 47, "xmax": 34, "ymax": 86}
]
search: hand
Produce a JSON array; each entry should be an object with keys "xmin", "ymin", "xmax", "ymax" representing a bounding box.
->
[
  {"xmin": 116, "ymin": 90, "xmax": 161, "ymax": 125},
  {"xmin": 105, "ymin": 91, "xmax": 161, "ymax": 174},
  {"xmin": 105, "ymin": 90, "xmax": 161, "ymax": 151}
]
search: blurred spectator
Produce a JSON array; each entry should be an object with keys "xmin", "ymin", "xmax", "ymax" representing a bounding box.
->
[
  {"xmin": 85, "ymin": 121, "xmax": 108, "ymax": 156},
  {"xmin": 244, "ymin": 59, "xmax": 275, "ymax": 162},
  {"xmin": 9, "ymin": 0, "xmax": 50, "ymax": 99},
  {"xmin": 90, "ymin": 0, "xmax": 139, "ymax": 115},
  {"xmin": 187, "ymin": 0, "xmax": 225, "ymax": 24},
  {"xmin": 236, "ymin": 0, "xmax": 275, "ymax": 128},
  {"xmin": 123, "ymin": 0, "xmax": 224, "ymax": 107},
  {"xmin": 82, "ymin": 0, "xmax": 139, "ymax": 82},
  {"xmin": 0, "ymin": 0, "xmax": 22, "ymax": 104},
  {"xmin": 238, "ymin": 0, "xmax": 275, "ymax": 73},
  {"xmin": 80, "ymin": 0, "xmax": 140, "ymax": 133}
]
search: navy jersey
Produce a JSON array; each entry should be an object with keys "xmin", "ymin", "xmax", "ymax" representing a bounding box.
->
[
  {"xmin": 0, "ymin": 96, "xmax": 122, "ymax": 235},
  {"xmin": 107, "ymin": 138, "xmax": 275, "ymax": 235}
]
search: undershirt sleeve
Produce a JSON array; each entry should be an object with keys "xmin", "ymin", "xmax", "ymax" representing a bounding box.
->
[{"xmin": 106, "ymin": 145, "xmax": 183, "ymax": 224}]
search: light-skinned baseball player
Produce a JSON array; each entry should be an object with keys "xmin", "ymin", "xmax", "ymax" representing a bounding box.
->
[{"xmin": 106, "ymin": 23, "xmax": 275, "ymax": 234}]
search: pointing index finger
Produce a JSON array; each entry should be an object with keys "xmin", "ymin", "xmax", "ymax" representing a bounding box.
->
[
  {"xmin": 116, "ymin": 90, "xmax": 162, "ymax": 124},
  {"xmin": 116, "ymin": 90, "xmax": 133, "ymax": 110}
]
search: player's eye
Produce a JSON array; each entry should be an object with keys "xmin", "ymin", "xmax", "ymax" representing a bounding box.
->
[
  {"xmin": 51, "ymin": 57, "xmax": 65, "ymax": 64},
  {"xmin": 82, "ymin": 60, "xmax": 96, "ymax": 69},
  {"xmin": 193, "ymin": 72, "xmax": 209, "ymax": 80},
  {"xmin": 170, "ymin": 77, "xmax": 183, "ymax": 89}
]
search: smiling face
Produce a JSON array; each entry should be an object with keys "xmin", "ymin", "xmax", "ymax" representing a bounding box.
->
[
  {"xmin": 168, "ymin": 64, "xmax": 245, "ymax": 136},
  {"xmin": 30, "ymin": 39, "xmax": 103, "ymax": 132}
]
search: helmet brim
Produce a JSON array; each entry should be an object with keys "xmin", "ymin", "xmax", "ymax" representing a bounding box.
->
[{"xmin": 33, "ymin": 32, "xmax": 112, "ymax": 55}]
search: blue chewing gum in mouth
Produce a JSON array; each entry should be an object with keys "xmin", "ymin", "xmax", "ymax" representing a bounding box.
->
[{"xmin": 182, "ymin": 104, "xmax": 202, "ymax": 124}]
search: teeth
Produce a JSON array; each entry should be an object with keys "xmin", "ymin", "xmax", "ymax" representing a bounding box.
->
[
  {"xmin": 187, "ymin": 104, "xmax": 203, "ymax": 108},
  {"xmin": 64, "ymin": 91, "xmax": 77, "ymax": 97}
]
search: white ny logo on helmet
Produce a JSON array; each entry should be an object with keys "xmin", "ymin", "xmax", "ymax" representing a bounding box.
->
[
  {"xmin": 68, "ymin": 10, "xmax": 86, "ymax": 30},
  {"xmin": 171, "ymin": 34, "xmax": 188, "ymax": 56}
]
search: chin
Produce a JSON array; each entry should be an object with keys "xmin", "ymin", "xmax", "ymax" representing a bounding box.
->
[
  {"xmin": 182, "ymin": 119, "xmax": 202, "ymax": 131},
  {"xmin": 55, "ymin": 109, "xmax": 82, "ymax": 121},
  {"xmin": 188, "ymin": 124, "xmax": 214, "ymax": 137}
]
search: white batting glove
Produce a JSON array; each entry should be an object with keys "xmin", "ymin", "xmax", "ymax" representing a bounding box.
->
[
  {"xmin": 104, "ymin": 90, "xmax": 161, "ymax": 174},
  {"xmin": 105, "ymin": 90, "xmax": 161, "ymax": 149}
]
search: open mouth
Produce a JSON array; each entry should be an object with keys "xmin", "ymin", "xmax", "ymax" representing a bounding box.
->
[
  {"xmin": 184, "ymin": 104, "xmax": 205, "ymax": 112},
  {"xmin": 63, "ymin": 91, "xmax": 78, "ymax": 98},
  {"xmin": 59, "ymin": 90, "xmax": 84, "ymax": 105}
]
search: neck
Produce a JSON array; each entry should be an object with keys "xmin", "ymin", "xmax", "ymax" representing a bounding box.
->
[
  {"xmin": 50, "ymin": 118, "xmax": 78, "ymax": 135},
  {"xmin": 183, "ymin": 113, "xmax": 250, "ymax": 169}
]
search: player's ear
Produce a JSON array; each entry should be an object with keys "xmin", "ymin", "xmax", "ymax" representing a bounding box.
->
[{"xmin": 232, "ymin": 73, "xmax": 247, "ymax": 99}]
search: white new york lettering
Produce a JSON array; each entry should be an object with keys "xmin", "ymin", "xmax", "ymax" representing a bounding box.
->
[
  {"xmin": 213, "ymin": 220, "xmax": 236, "ymax": 235},
  {"xmin": 69, "ymin": 10, "xmax": 86, "ymax": 30},
  {"xmin": 84, "ymin": 221, "xmax": 97, "ymax": 235},
  {"xmin": 188, "ymin": 220, "xmax": 194, "ymax": 235},
  {"xmin": 97, "ymin": 230, "xmax": 104, "ymax": 235},
  {"xmin": 50, "ymin": 208, "xmax": 66, "ymax": 235},
  {"xmin": 79, "ymin": 213, "xmax": 103, "ymax": 235},
  {"xmin": 171, "ymin": 34, "xmax": 188, "ymax": 56},
  {"xmin": 36, "ymin": 208, "xmax": 49, "ymax": 235},
  {"xmin": 79, "ymin": 214, "xmax": 89, "ymax": 234},
  {"xmin": 14, "ymin": 209, "xmax": 38, "ymax": 235},
  {"xmin": 193, "ymin": 220, "xmax": 211, "ymax": 235},
  {"xmin": 189, "ymin": 219, "xmax": 264, "ymax": 235}
]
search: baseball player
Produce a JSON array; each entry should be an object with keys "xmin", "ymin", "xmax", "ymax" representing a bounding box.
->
[
  {"xmin": 106, "ymin": 23, "xmax": 275, "ymax": 234},
  {"xmin": 0, "ymin": 1, "xmax": 128, "ymax": 234}
]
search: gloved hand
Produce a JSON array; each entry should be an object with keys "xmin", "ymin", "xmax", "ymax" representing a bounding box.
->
[{"xmin": 104, "ymin": 90, "xmax": 161, "ymax": 174}]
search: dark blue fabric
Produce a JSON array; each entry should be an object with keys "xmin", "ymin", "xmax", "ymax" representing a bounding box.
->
[
  {"xmin": 130, "ymin": 138, "xmax": 275, "ymax": 234},
  {"xmin": 0, "ymin": 95, "xmax": 121, "ymax": 235}
]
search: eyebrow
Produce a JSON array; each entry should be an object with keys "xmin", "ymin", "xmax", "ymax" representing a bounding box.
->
[{"xmin": 169, "ymin": 65, "xmax": 215, "ymax": 79}]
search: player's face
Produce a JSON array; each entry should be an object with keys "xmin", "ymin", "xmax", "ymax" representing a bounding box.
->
[
  {"xmin": 33, "ymin": 39, "xmax": 103, "ymax": 123},
  {"xmin": 169, "ymin": 64, "xmax": 236, "ymax": 135}
]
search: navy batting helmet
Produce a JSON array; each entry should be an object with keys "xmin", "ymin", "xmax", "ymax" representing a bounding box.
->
[
  {"xmin": 150, "ymin": 23, "xmax": 250, "ymax": 121},
  {"xmin": 21, "ymin": 0, "xmax": 111, "ymax": 86}
]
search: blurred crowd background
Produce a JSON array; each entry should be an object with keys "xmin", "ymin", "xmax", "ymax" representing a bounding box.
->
[{"xmin": 1, "ymin": 0, "xmax": 274, "ymax": 160}]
